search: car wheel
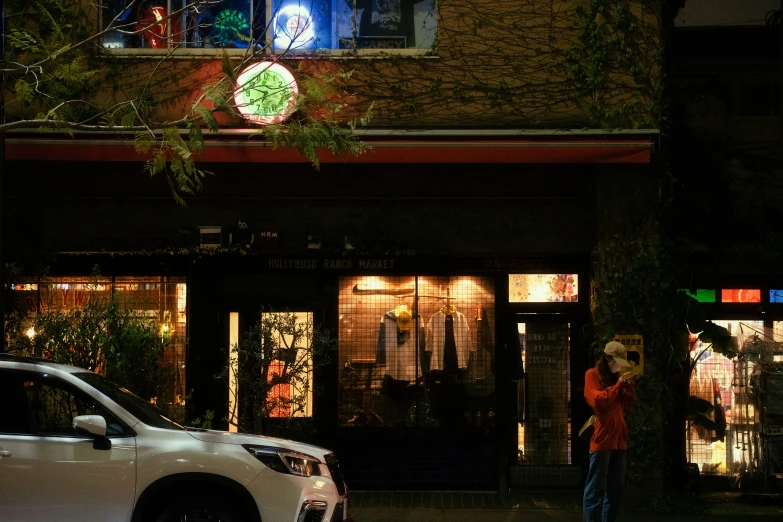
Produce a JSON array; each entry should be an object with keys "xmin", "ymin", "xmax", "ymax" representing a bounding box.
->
[{"xmin": 155, "ymin": 493, "xmax": 241, "ymax": 522}]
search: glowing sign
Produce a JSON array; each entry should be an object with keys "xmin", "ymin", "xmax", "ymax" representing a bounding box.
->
[
  {"xmin": 213, "ymin": 9, "xmax": 251, "ymax": 48},
  {"xmin": 273, "ymin": 5, "xmax": 315, "ymax": 50},
  {"xmin": 234, "ymin": 61, "xmax": 299, "ymax": 125}
]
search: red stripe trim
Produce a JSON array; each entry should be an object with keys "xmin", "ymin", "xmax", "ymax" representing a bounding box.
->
[{"xmin": 6, "ymin": 139, "xmax": 652, "ymax": 164}]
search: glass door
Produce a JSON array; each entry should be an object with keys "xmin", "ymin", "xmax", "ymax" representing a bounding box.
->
[{"xmin": 512, "ymin": 314, "xmax": 580, "ymax": 487}]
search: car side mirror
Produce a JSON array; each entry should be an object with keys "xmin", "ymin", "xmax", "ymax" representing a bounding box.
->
[
  {"xmin": 73, "ymin": 415, "xmax": 107, "ymax": 437},
  {"xmin": 73, "ymin": 415, "xmax": 111, "ymax": 450}
]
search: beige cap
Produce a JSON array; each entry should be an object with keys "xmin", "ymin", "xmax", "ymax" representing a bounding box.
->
[{"xmin": 604, "ymin": 341, "xmax": 631, "ymax": 367}]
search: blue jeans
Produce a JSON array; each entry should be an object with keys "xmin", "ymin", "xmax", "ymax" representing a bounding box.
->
[{"xmin": 583, "ymin": 450, "xmax": 626, "ymax": 522}]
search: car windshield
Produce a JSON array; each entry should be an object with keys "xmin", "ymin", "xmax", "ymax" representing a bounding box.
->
[{"xmin": 74, "ymin": 372, "xmax": 184, "ymax": 431}]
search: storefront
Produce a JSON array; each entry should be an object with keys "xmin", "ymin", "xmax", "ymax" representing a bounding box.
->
[
  {"xmin": 7, "ymin": 275, "xmax": 188, "ymax": 422},
  {"xmin": 2, "ymin": 131, "xmax": 657, "ymax": 490},
  {"xmin": 681, "ymin": 283, "xmax": 783, "ymax": 487},
  {"xmin": 169, "ymin": 253, "xmax": 588, "ymax": 490}
]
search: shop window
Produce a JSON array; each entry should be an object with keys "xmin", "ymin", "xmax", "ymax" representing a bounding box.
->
[
  {"xmin": 338, "ymin": 276, "xmax": 495, "ymax": 428},
  {"xmin": 101, "ymin": 0, "xmax": 437, "ymax": 53},
  {"xmin": 679, "ymin": 289, "xmax": 717, "ymax": 303},
  {"xmin": 687, "ymin": 320, "xmax": 763, "ymax": 476},
  {"xmin": 9, "ymin": 276, "xmax": 188, "ymax": 423},
  {"xmin": 509, "ymin": 274, "xmax": 578, "ymax": 303},
  {"xmin": 262, "ymin": 312, "xmax": 314, "ymax": 419},
  {"xmin": 101, "ymin": 0, "xmax": 255, "ymax": 49},
  {"xmin": 721, "ymin": 289, "xmax": 761, "ymax": 303}
]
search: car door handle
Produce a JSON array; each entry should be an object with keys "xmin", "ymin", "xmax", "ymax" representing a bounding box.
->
[{"xmin": 0, "ymin": 450, "xmax": 11, "ymax": 458}]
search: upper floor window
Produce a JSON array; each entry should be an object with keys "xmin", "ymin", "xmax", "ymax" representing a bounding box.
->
[{"xmin": 101, "ymin": 0, "xmax": 437, "ymax": 54}]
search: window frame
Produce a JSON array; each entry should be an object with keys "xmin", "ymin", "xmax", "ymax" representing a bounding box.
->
[
  {"xmin": 0, "ymin": 370, "xmax": 36, "ymax": 436},
  {"xmin": 12, "ymin": 371, "xmax": 134, "ymax": 439},
  {"xmin": 99, "ymin": 0, "xmax": 439, "ymax": 58}
]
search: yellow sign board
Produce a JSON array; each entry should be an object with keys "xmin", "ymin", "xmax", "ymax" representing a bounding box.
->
[{"xmin": 613, "ymin": 334, "xmax": 644, "ymax": 376}]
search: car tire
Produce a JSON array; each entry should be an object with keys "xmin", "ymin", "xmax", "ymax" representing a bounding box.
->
[{"xmin": 155, "ymin": 491, "xmax": 242, "ymax": 522}]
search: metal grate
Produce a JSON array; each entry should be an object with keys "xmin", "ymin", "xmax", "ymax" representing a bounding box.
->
[
  {"xmin": 517, "ymin": 320, "xmax": 571, "ymax": 467},
  {"xmin": 8, "ymin": 276, "xmax": 187, "ymax": 423},
  {"xmin": 337, "ymin": 275, "xmax": 496, "ymax": 429},
  {"xmin": 687, "ymin": 320, "xmax": 763, "ymax": 476}
]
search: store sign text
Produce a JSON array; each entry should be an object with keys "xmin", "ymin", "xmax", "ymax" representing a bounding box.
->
[
  {"xmin": 267, "ymin": 258, "xmax": 396, "ymax": 270},
  {"xmin": 483, "ymin": 258, "xmax": 547, "ymax": 270}
]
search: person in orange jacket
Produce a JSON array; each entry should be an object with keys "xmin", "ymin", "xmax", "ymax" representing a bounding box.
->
[{"xmin": 582, "ymin": 341, "xmax": 636, "ymax": 522}]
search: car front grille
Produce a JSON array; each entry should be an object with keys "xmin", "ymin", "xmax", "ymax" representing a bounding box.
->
[
  {"xmin": 301, "ymin": 510, "xmax": 326, "ymax": 522},
  {"xmin": 297, "ymin": 501, "xmax": 327, "ymax": 522},
  {"xmin": 330, "ymin": 501, "xmax": 344, "ymax": 522},
  {"xmin": 324, "ymin": 454, "xmax": 347, "ymax": 496}
]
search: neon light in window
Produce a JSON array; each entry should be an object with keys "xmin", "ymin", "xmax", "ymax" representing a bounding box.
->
[
  {"xmin": 721, "ymin": 289, "xmax": 761, "ymax": 303},
  {"xmin": 679, "ymin": 289, "xmax": 716, "ymax": 303},
  {"xmin": 771, "ymin": 290, "xmax": 783, "ymax": 303},
  {"xmin": 273, "ymin": 4, "xmax": 315, "ymax": 50}
]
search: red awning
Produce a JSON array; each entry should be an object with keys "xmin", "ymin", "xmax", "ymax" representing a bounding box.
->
[{"xmin": 5, "ymin": 133, "xmax": 654, "ymax": 164}]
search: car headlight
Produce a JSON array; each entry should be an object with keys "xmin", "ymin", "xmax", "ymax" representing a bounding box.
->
[{"xmin": 243, "ymin": 445, "xmax": 322, "ymax": 477}]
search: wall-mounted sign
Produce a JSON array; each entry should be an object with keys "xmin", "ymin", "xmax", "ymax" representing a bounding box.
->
[
  {"xmin": 613, "ymin": 334, "xmax": 644, "ymax": 376},
  {"xmin": 234, "ymin": 61, "xmax": 298, "ymax": 125}
]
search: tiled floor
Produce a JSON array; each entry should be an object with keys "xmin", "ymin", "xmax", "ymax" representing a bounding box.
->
[{"xmin": 348, "ymin": 491, "xmax": 582, "ymax": 511}]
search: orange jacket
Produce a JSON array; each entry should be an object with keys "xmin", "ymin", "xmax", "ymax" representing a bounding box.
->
[{"xmin": 584, "ymin": 367, "xmax": 636, "ymax": 452}]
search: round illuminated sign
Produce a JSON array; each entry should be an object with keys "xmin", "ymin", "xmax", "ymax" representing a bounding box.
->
[
  {"xmin": 234, "ymin": 62, "xmax": 299, "ymax": 126},
  {"xmin": 213, "ymin": 9, "xmax": 250, "ymax": 48},
  {"xmin": 273, "ymin": 5, "xmax": 315, "ymax": 50}
]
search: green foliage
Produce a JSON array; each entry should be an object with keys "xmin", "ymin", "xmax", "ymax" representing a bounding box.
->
[
  {"xmin": 188, "ymin": 409, "xmax": 215, "ymax": 430},
  {"xmin": 648, "ymin": 492, "xmax": 709, "ymax": 515},
  {"xmin": 624, "ymin": 373, "xmax": 664, "ymax": 483},
  {"xmin": 2, "ymin": 0, "xmax": 369, "ymax": 205},
  {"xmin": 563, "ymin": 0, "xmax": 661, "ymax": 128},
  {"xmin": 264, "ymin": 119, "xmax": 368, "ymax": 171},
  {"xmin": 4, "ymin": 0, "xmax": 101, "ymax": 123},
  {"xmin": 591, "ymin": 215, "xmax": 671, "ymax": 489},
  {"xmin": 6, "ymin": 284, "xmax": 172, "ymax": 402},
  {"xmin": 141, "ymin": 127, "xmax": 211, "ymax": 206}
]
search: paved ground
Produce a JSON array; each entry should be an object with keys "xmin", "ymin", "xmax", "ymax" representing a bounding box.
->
[
  {"xmin": 349, "ymin": 508, "xmax": 781, "ymax": 521},
  {"xmin": 346, "ymin": 491, "xmax": 783, "ymax": 521}
]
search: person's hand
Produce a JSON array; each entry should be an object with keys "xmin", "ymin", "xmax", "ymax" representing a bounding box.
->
[{"xmin": 618, "ymin": 372, "xmax": 636, "ymax": 385}]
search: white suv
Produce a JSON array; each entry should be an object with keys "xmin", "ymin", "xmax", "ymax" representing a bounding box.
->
[{"xmin": 0, "ymin": 355, "xmax": 349, "ymax": 522}]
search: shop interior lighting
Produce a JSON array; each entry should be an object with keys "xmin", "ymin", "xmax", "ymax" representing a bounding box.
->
[{"xmin": 273, "ymin": 4, "xmax": 315, "ymax": 50}]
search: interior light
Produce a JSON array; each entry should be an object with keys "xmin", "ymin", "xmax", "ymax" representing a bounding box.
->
[
  {"xmin": 26, "ymin": 327, "xmax": 36, "ymax": 339},
  {"xmin": 273, "ymin": 4, "xmax": 315, "ymax": 50}
]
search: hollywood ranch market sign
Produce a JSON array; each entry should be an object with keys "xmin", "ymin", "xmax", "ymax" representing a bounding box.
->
[{"xmin": 234, "ymin": 61, "xmax": 299, "ymax": 125}]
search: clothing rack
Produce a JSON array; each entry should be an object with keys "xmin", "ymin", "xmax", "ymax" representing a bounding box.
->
[
  {"xmin": 352, "ymin": 285, "xmax": 459, "ymax": 301},
  {"xmin": 395, "ymin": 294, "xmax": 456, "ymax": 300}
]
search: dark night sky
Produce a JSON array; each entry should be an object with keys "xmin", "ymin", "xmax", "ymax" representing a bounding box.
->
[{"xmin": 676, "ymin": 0, "xmax": 780, "ymax": 26}]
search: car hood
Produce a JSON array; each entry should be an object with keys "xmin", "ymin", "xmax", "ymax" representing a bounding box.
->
[{"xmin": 185, "ymin": 430, "xmax": 332, "ymax": 459}]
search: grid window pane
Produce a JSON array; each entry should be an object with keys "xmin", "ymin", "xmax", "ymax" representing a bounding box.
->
[
  {"xmin": 687, "ymin": 320, "xmax": 763, "ymax": 476},
  {"xmin": 338, "ymin": 275, "xmax": 495, "ymax": 428},
  {"xmin": 9, "ymin": 276, "xmax": 187, "ymax": 423},
  {"xmin": 517, "ymin": 321, "xmax": 571, "ymax": 466}
]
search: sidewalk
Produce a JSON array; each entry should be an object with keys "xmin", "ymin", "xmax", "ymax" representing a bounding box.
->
[{"xmin": 347, "ymin": 491, "xmax": 783, "ymax": 521}]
